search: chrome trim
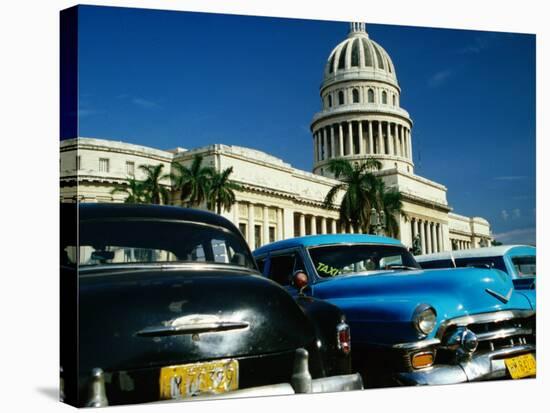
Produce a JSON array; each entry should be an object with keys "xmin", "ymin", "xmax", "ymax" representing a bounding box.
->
[
  {"xmin": 85, "ymin": 368, "xmax": 108, "ymax": 408},
  {"xmin": 79, "ymin": 262, "xmax": 259, "ymax": 276},
  {"xmin": 485, "ymin": 287, "xmax": 513, "ymax": 304},
  {"xmin": 392, "ymin": 338, "xmax": 441, "ymax": 350},
  {"xmin": 395, "ymin": 344, "xmax": 536, "ymax": 386},
  {"xmin": 435, "ymin": 310, "xmax": 535, "ymax": 340},
  {"xmin": 476, "ymin": 326, "xmax": 533, "ymax": 342},
  {"xmin": 136, "ymin": 321, "xmax": 250, "ymax": 337}
]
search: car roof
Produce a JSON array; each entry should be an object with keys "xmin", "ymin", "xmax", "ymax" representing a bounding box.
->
[
  {"xmin": 64, "ymin": 203, "xmax": 239, "ymax": 233},
  {"xmin": 253, "ymin": 234, "xmax": 403, "ymax": 255},
  {"xmin": 415, "ymin": 245, "xmax": 536, "ymax": 262}
]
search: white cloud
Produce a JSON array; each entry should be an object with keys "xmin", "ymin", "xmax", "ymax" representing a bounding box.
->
[
  {"xmin": 512, "ymin": 208, "xmax": 521, "ymax": 218},
  {"xmin": 493, "ymin": 227, "xmax": 536, "ymax": 245},
  {"xmin": 493, "ymin": 175, "xmax": 527, "ymax": 181},
  {"xmin": 428, "ymin": 69, "xmax": 453, "ymax": 88},
  {"xmin": 501, "ymin": 210, "xmax": 509, "ymax": 221},
  {"xmin": 132, "ymin": 97, "xmax": 160, "ymax": 109}
]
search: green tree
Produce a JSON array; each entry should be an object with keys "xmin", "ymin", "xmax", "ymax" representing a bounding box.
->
[
  {"xmin": 110, "ymin": 177, "xmax": 148, "ymax": 204},
  {"xmin": 323, "ymin": 158, "xmax": 382, "ymax": 232},
  {"xmin": 374, "ymin": 179, "xmax": 404, "ymax": 238},
  {"xmin": 170, "ymin": 155, "xmax": 214, "ymax": 207},
  {"xmin": 207, "ymin": 167, "xmax": 242, "ymax": 214},
  {"xmin": 139, "ymin": 164, "xmax": 170, "ymax": 205}
]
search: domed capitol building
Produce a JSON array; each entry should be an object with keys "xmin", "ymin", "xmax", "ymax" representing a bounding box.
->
[{"xmin": 60, "ymin": 22, "xmax": 492, "ymax": 253}]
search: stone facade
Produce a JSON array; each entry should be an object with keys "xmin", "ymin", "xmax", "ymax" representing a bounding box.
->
[{"xmin": 60, "ymin": 22, "xmax": 492, "ymax": 252}]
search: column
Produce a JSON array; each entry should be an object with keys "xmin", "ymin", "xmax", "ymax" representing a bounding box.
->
[
  {"xmin": 311, "ymin": 215, "xmax": 317, "ymax": 235},
  {"xmin": 430, "ymin": 222, "xmax": 437, "ymax": 252},
  {"xmin": 441, "ymin": 222, "xmax": 451, "ymax": 251},
  {"xmin": 378, "ymin": 121, "xmax": 384, "ymax": 154},
  {"xmin": 299, "ymin": 213, "xmax": 306, "ymax": 237},
  {"xmin": 349, "ymin": 223, "xmax": 354, "ymax": 234},
  {"xmin": 358, "ymin": 120, "xmax": 364, "ymax": 154},
  {"xmin": 277, "ymin": 208, "xmax": 283, "ymax": 240},
  {"xmin": 321, "ymin": 217, "xmax": 327, "ymax": 234},
  {"xmin": 338, "ymin": 123, "xmax": 344, "ymax": 156},
  {"xmin": 262, "ymin": 206, "xmax": 269, "ymax": 246},
  {"xmin": 407, "ymin": 129, "xmax": 412, "ymax": 159},
  {"xmin": 368, "ymin": 120, "xmax": 374, "ymax": 154},
  {"xmin": 426, "ymin": 222, "xmax": 432, "ymax": 254},
  {"xmin": 233, "ymin": 201, "xmax": 239, "ymax": 226},
  {"xmin": 331, "ymin": 219, "xmax": 337, "ymax": 234},
  {"xmin": 318, "ymin": 131, "xmax": 324, "ymax": 161},
  {"xmin": 330, "ymin": 125, "xmax": 335, "ymax": 159},
  {"xmin": 347, "ymin": 122, "xmax": 353, "ymax": 156},
  {"xmin": 313, "ymin": 133, "xmax": 319, "ymax": 163},
  {"xmin": 247, "ymin": 203, "xmax": 255, "ymax": 247},
  {"xmin": 321, "ymin": 128, "xmax": 327, "ymax": 160},
  {"xmin": 438, "ymin": 224, "xmax": 443, "ymax": 252},
  {"xmin": 419, "ymin": 219, "xmax": 425, "ymax": 254},
  {"xmin": 387, "ymin": 122, "xmax": 394, "ymax": 155},
  {"xmin": 283, "ymin": 208, "xmax": 294, "ymax": 239}
]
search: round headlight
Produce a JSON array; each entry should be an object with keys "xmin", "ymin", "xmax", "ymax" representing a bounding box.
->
[{"xmin": 412, "ymin": 304, "xmax": 437, "ymax": 336}]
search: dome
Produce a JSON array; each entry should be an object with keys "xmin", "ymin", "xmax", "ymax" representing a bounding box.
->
[{"xmin": 323, "ymin": 23, "xmax": 398, "ymax": 88}]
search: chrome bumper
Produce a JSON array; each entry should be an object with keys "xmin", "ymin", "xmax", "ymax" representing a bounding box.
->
[
  {"xmin": 395, "ymin": 344, "xmax": 536, "ymax": 386},
  {"xmin": 85, "ymin": 348, "xmax": 363, "ymax": 407}
]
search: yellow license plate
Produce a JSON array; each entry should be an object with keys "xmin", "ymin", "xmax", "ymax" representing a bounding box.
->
[
  {"xmin": 504, "ymin": 354, "xmax": 536, "ymax": 379},
  {"xmin": 159, "ymin": 359, "xmax": 239, "ymax": 399}
]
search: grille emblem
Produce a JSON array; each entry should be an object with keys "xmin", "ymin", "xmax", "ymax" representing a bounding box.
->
[{"xmin": 485, "ymin": 287, "xmax": 513, "ymax": 304}]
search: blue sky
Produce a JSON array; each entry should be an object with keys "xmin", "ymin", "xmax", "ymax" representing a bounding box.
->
[{"xmin": 76, "ymin": 5, "xmax": 536, "ymax": 244}]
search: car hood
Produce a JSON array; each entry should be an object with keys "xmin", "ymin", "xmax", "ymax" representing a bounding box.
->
[
  {"xmin": 311, "ymin": 267, "xmax": 533, "ymax": 345},
  {"xmin": 78, "ymin": 266, "xmax": 315, "ymax": 374}
]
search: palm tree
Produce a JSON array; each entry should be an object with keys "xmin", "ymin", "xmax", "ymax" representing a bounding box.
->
[
  {"xmin": 375, "ymin": 180, "xmax": 403, "ymax": 238},
  {"xmin": 139, "ymin": 164, "xmax": 170, "ymax": 205},
  {"xmin": 110, "ymin": 177, "xmax": 147, "ymax": 204},
  {"xmin": 207, "ymin": 167, "xmax": 242, "ymax": 214},
  {"xmin": 323, "ymin": 158, "xmax": 382, "ymax": 232},
  {"xmin": 170, "ymin": 155, "xmax": 214, "ymax": 207}
]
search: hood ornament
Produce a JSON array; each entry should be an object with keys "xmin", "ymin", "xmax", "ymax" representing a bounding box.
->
[{"xmin": 485, "ymin": 287, "xmax": 513, "ymax": 304}]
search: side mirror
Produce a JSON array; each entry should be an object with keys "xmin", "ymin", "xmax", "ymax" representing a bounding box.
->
[{"xmin": 292, "ymin": 270, "xmax": 309, "ymax": 295}]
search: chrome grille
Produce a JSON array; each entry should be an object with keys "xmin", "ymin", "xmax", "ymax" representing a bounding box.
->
[{"xmin": 437, "ymin": 311, "xmax": 535, "ymax": 356}]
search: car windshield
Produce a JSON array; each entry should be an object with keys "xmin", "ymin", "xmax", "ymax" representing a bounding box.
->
[
  {"xmin": 62, "ymin": 218, "xmax": 256, "ymax": 270},
  {"xmin": 308, "ymin": 244, "xmax": 420, "ymax": 277},
  {"xmin": 511, "ymin": 255, "xmax": 536, "ymax": 278}
]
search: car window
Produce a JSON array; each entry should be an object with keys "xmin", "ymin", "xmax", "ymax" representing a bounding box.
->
[
  {"xmin": 418, "ymin": 259, "xmax": 455, "ymax": 269},
  {"xmin": 511, "ymin": 256, "xmax": 536, "ymax": 278},
  {"xmin": 65, "ymin": 219, "xmax": 256, "ymax": 271},
  {"xmin": 308, "ymin": 244, "xmax": 420, "ymax": 277},
  {"xmin": 268, "ymin": 252, "xmax": 305, "ymax": 286},
  {"xmin": 454, "ymin": 257, "xmax": 507, "ymax": 273}
]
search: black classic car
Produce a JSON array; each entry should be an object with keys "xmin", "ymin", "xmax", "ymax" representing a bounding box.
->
[{"xmin": 60, "ymin": 203, "xmax": 362, "ymax": 407}]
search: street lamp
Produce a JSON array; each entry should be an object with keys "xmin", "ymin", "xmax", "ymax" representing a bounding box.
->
[{"xmin": 369, "ymin": 207, "xmax": 386, "ymax": 235}]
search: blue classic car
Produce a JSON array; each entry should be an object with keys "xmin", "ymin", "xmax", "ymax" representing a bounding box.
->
[
  {"xmin": 415, "ymin": 246, "xmax": 536, "ymax": 290},
  {"xmin": 253, "ymin": 234, "xmax": 536, "ymax": 387}
]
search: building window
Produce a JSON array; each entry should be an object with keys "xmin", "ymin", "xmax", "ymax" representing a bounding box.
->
[
  {"xmin": 392, "ymin": 94, "xmax": 396, "ymax": 106},
  {"xmin": 338, "ymin": 91, "xmax": 344, "ymax": 105},
  {"xmin": 99, "ymin": 158, "xmax": 109, "ymax": 173},
  {"xmin": 254, "ymin": 225, "xmax": 262, "ymax": 249},
  {"xmin": 368, "ymin": 89, "xmax": 374, "ymax": 103},
  {"xmin": 239, "ymin": 223, "xmax": 247, "ymax": 239},
  {"xmin": 382, "ymin": 91, "xmax": 388, "ymax": 104},
  {"xmin": 352, "ymin": 88, "xmax": 360, "ymax": 103},
  {"xmin": 126, "ymin": 161, "xmax": 135, "ymax": 176},
  {"xmin": 77, "ymin": 156, "xmax": 81, "ymax": 170},
  {"xmin": 328, "ymin": 95, "xmax": 332, "ymax": 107},
  {"xmin": 269, "ymin": 226, "xmax": 276, "ymax": 243}
]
